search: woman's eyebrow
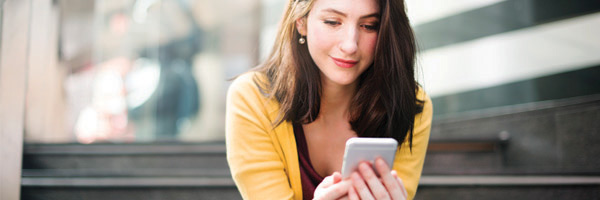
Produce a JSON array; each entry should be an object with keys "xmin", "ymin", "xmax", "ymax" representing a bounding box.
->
[
  {"xmin": 322, "ymin": 8, "xmax": 379, "ymax": 19},
  {"xmin": 360, "ymin": 12, "xmax": 380, "ymax": 19},
  {"xmin": 322, "ymin": 8, "xmax": 347, "ymax": 17}
]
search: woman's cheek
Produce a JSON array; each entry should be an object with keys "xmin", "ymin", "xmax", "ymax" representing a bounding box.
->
[
  {"xmin": 309, "ymin": 25, "xmax": 335, "ymax": 51},
  {"xmin": 363, "ymin": 34, "xmax": 378, "ymax": 56}
]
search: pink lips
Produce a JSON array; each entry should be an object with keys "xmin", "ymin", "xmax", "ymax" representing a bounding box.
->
[{"xmin": 331, "ymin": 57, "xmax": 358, "ymax": 68}]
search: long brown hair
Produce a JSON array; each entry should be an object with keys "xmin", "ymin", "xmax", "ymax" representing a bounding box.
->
[{"xmin": 253, "ymin": 0, "xmax": 423, "ymax": 149}]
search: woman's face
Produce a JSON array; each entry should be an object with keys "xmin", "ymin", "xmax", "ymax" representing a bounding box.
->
[{"xmin": 298, "ymin": 0, "xmax": 380, "ymax": 87}]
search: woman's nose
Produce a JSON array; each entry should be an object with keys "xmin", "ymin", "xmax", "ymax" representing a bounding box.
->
[{"xmin": 339, "ymin": 26, "xmax": 358, "ymax": 55}]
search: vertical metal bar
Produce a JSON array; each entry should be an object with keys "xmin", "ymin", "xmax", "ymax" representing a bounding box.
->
[{"xmin": 0, "ymin": 0, "xmax": 31, "ymax": 199}]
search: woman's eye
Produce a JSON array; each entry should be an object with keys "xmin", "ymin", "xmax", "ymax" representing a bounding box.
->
[
  {"xmin": 361, "ymin": 24, "xmax": 379, "ymax": 31},
  {"xmin": 324, "ymin": 20, "xmax": 340, "ymax": 26}
]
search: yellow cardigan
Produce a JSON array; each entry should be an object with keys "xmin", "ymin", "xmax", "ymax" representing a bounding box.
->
[{"xmin": 226, "ymin": 72, "xmax": 432, "ymax": 200}]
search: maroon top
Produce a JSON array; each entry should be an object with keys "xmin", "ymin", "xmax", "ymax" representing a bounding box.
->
[{"xmin": 293, "ymin": 123, "xmax": 325, "ymax": 200}]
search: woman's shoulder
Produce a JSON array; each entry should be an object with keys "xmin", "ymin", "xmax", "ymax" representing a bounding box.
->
[
  {"xmin": 227, "ymin": 71, "xmax": 285, "ymax": 133},
  {"xmin": 230, "ymin": 71, "xmax": 263, "ymax": 88},
  {"xmin": 415, "ymin": 85, "xmax": 433, "ymax": 125},
  {"xmin": 416, "ymin": 86, "xmax": 431, "ymax": 105},
  {"xmin": 227, "ymin": 71, "xmax": 279, "ymax": 113},
  {"xmin": 228, "ymin": 71, "xmax": 268, "ymax": 98}
]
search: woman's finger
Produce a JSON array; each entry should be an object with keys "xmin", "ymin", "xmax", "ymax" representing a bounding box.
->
[
  {"xmin": 374, "ymin": 158, "xmax": 404, "ymax": 200},
  {"xmin": 391, "ymin": 170, "xmax": 408, "ymax": 199},
  {"xmin": 320, "ymin": 174, "xmax": 335, "ymax": 189},
  {"xmin": 348, "ymin": 184, "xmax": 360, "ymax": 200},
  {"xmin": 358, "ymin": 162, "xmax": 391, "ymax": 200},
  {"xmin": 351, "ymin": 172, "xmax": 375, "ymax": 200},
  {"xmin": 319, "ymin": 180, "xmax": 352, "ymax": 200},
  {"xmin": 332, "ymin": 171, "xmax": 342, "ymax": 184}
]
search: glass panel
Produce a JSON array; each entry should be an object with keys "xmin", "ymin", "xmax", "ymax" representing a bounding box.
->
[{"xmin": 24, "ymin": 0, "xmax": 260, "ymax": 143}]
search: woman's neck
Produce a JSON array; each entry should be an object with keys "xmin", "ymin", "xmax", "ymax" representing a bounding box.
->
[{"xmin": 318, "ymin": 77, "xmax": 357, "ymax": 123}]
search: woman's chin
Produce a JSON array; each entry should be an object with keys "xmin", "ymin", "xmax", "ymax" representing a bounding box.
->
[
  {"xmin": 319, "ymin": 70, "xmax": 360, "ymax": 87},
  {"xmin": 328, "ymin": 76, "xmax": 358, "ymax": 87}
]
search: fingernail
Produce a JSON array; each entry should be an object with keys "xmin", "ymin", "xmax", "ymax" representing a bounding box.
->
[
  {"xmin": 358, "ymin": 163, "xmax": 367, "ymax": 172},
  {"xmin": 352, "ymin": 172, "xmax": 360, "ymax": 180},
  {"xmin": 376, "ymin": 158, "xmax": 385, "ymax": 166}
]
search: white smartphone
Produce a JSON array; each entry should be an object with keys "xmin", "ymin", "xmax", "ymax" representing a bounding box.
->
[{"xmin": 341, "ymin": 137, "xmax": 398, "ymax": 178}]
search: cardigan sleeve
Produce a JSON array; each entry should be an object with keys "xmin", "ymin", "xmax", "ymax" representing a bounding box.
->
[
  {"xmin": 225, "ymin": 73, "xmax": 295, "ymax": 200},
  {"xmin": 393, "ymin": 88, "xmax": 433, "ymax": 200}
]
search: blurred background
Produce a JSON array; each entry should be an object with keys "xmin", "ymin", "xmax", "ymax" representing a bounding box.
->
[{"xmin": 0, "ymin": 0, "xmax": 599, "ymax": 199}]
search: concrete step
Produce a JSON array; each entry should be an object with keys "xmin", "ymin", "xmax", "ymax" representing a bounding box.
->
[
  {"xmin": 22, "ymin": 187, "xmax": 241, "ymax": 200},
  {"xmin": 21, "ymin": 176, "xmax": 241, "ymax": 200},
  {"xmin": 22, "ymin": 177, "xmax": 236, "ymax": 187},
  {"xmin": 416, "ymin": 176, "xmax": 600, "ymax": 200},
  {"xmin": 22, "ymin": 168, "xmax": 231, "ymax": 178},
  {"xmin": 24, "ymin": 140, "xmax": 600, "ymax": 176},
  {"xmin": 21, "ymin": 175, "xmax": 600, "ymax": 200},
  {"xmin": 23, "ymin": 143, "xmax": 228, "ymax": 170}
]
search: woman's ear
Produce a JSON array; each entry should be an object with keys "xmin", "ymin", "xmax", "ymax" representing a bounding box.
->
[{"xmin": 296, "ymin": 17, "xmax": 307, "ymax": 36}]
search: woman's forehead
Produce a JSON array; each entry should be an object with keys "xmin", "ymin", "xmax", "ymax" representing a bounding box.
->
[{"xmin": 311, "ymin": 0, "xmax": 380, "ymax": 17}]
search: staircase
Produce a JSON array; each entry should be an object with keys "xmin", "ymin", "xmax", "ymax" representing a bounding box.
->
[
  {"xmin": 21, "ymin": 143, "xmax": 241, "ymax": 200},
  {"xmin": 21, "ymin": 95, "xmax": 600, "ymax": 199}
]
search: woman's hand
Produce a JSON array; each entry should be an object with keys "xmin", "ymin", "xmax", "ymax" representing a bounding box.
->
[
  {"xmin": 313, "ymin": 171, "xmax": 352, "ymax": 200},
  {"xmin": 348, "ymin": 158, "xmax": 408, "ymax": 200}
]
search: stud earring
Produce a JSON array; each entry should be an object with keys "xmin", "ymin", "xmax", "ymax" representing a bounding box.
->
[{"xmin": 299, "ymin": 36, "xmax": 306, "ymax": 44}]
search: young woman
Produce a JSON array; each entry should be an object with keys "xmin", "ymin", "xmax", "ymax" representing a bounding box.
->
[{"xmin": 226, "ymin": 0, "xmax": 432, "ymax": 199}]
